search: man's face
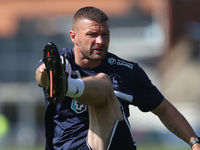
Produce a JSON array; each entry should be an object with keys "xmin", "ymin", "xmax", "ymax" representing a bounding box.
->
[{"xmin": 74, "ymin": 19, "xmax": 110, "ymax": 61}]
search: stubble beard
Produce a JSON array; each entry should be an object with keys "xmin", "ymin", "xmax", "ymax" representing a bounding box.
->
[{"xmin": 80, "ymin": 47, "xmax": 108, "ymax": 61}]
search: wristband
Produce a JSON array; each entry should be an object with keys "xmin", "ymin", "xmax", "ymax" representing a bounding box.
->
[{"xmin": 190, "ymin": 137, "xmax": 200, "ymax": 148}]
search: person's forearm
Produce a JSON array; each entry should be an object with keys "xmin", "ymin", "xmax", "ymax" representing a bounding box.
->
[
  {"xmin": 159, "ymin": 107, "xmax": 197, "ymax": 144},
  {"xmin": 152, "ymin": 99, "xmax": 197, "ymax": 144}
]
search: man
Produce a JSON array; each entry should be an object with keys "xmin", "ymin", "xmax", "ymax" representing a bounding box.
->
[{"xmin": 35, "ymin": 6, "xmax": 200, "ymax": 150}]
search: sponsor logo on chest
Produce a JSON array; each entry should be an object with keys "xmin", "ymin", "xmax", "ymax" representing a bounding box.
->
[
  {"xmin": 71, "ymin": 99, "xmax": 87, "ymax": 114},
  {"xmin": 108, "ymin": 58, "xmax": 133, "ymax": 69}
]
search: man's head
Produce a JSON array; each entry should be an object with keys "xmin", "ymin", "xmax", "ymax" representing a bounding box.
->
[
  {"xmin": 72, "ymin": 6, "xmax": 109, "ymax": 30},
  {"xmin": 70, "ymin": 7, "xmax": 110, "ymax": 68}
]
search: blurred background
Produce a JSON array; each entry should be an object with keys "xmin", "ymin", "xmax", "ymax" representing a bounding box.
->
[{"xmin": 0, "ymin": 0, "xmax": 200, "ymax": 149}]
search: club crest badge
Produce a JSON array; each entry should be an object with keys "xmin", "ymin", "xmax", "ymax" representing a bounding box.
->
[{"xmin": 110, "ymin": 74, "xmax": 122, "ymax": 89}]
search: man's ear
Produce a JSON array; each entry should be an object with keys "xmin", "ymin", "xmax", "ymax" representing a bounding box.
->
[{"xmin": 70, "ymin": 30, "xmax": 77, "ymax": 44}]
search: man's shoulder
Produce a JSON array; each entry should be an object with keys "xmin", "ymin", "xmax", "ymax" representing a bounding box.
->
[
  {"xmin": 59, "ymin": 48, "xmax": 75, "ymax": 62},
  {"xmin": 59, "ymin": 48, "xmax": 73, "ymax": 56}
]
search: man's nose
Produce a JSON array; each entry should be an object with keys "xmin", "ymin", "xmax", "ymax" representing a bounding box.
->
[{"xmin": 96, "ymin": 36, "xmax": 104, "ymax": 44}]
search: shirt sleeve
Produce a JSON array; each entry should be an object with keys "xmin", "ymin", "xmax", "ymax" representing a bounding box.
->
[
  {"xmin": 36, "ymin": 59, "xmax": 44, "ymax": 69},
  {"xmin": 132, "ymin": 64, "xmax": 164, "ymax": 112}
]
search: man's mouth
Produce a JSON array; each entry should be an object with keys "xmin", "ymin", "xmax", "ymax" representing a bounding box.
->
[
  {"xmin": 95, "ymin": 48, "xmax": 103, "ymax": 51},
  {"xmin": 93, "ymin": 45, "xmax": 105, "ymax": 51}
]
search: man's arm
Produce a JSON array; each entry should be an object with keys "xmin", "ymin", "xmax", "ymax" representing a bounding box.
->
[
  {"xmin": 152, "ymin": 98, "xmax": 200, "ymax": 149},
  {"xmin": 35, "ymin": 63, "xmax": 47, "ymax": 87}
]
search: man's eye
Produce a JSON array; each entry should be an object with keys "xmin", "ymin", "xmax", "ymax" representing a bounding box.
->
[
  {"xmin": 88, "ymin": 33, "xmax": 97, "ymax": 36},
  {"xmin": 103, "ymin": 33, "xmax": 109, "ymax": 36}
]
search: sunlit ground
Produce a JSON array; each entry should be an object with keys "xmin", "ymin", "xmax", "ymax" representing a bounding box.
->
[{"xmin": 0, "ymin": 144, "xmax": 190, "ymax": 150}]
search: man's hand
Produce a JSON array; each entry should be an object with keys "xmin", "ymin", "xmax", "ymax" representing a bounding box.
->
[{"xmin": 35, "ymin": 63, "xmax": 47, "ymax": 87}]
